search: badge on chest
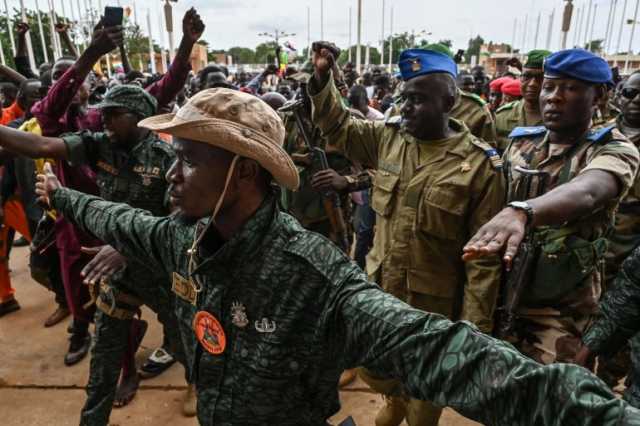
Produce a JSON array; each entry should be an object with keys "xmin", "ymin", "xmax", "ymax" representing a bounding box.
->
[
  {"xmin": 193, "ymin": 311, "xmax": 226, "ymax": 355},
  {"xmin": 172, "ymin": 272, "xmax": 197, "ymax": 305}
]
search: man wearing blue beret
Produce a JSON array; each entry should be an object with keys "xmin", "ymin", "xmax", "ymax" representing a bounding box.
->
[
  {"xmin": 463, "ymin": 49, "xmax": 640, "ymax": 369},
  {"xmin": 309, "ymin": 44, "xmax": 505, "ymax": 426}
]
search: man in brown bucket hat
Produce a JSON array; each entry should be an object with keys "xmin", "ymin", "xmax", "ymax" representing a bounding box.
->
[{"xmin": 34, "ymin": 87, "xmax": 640, "ymax": 425}]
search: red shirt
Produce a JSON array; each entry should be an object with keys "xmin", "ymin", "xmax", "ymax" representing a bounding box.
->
[{"xmin": 0, "ymin": 101, "xmax": 24, "ymax": 125}]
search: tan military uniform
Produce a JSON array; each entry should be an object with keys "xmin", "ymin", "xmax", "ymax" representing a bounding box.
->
[
  {"xmin": 503, "ymin": 125, "xmax": 640, "ymax": 365},
  {"xmin": 310, "ymin": 73, "xmax": 504, "ymax": 330},
  {"xmin": 450, "ymin": 88, "xmax": 497, "ymax": 144},
  {"xmin": 495, "ymin": 99, "xmax": 543, "ymax": 152},
  {"xmin": 309, "ymin": 72, "xmax": 504, "ymax": 426}
]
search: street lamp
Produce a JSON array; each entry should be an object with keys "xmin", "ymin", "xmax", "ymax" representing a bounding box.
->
[
  {"xmin": 258, "ymin": 30, "xmax": 296, "ymax": 67},
  {"xmin": 258, "ymin": 30, "xmax": 296, "ymax": 46},
  {"xmin": 409, "ymin": 30, "xmax": 432, "ymax": 47}
]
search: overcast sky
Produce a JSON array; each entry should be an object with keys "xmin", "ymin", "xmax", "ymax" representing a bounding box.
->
[{"xmin": 17, "ymin": 1, "xmax": 640, "ymax": 55}]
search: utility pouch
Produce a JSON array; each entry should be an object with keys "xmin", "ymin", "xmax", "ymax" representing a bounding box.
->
[{"xmin": 522, "ymin": 226, "xmax": 608, "ymax": 306}]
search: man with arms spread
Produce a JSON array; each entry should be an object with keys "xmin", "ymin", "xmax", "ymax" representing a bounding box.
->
[
  {"xmin": 31, "ymin": 86, "xmax": 640, "ymax": 426},
  {"xmin": 308, "ymin": 45, "xmax": 503, "ymax": 425},
  {"xmin": 463, "ymin": 49, "xmax": 639, "ymax": 367},
  {"xmin": 495, "ymin": 50, "xmax": 551, "ymax": 152}
]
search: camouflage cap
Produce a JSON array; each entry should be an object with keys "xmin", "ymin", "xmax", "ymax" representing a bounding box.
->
[
  {"xmin": 423, "ymin": 43, "xmax": 454, "ymax": 58},
  {"xmin": 524, "ymin": 49, "xmax": 552, "ymax": 69},
  {"xmin": 91, "ymin": 84, "xmax": 158, "ymax": 118}
]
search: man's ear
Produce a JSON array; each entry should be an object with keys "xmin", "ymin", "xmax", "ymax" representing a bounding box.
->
[
  {"xmin": 592, "ymin": 84, "xmax": 607, "ymax": 107},
  {"xmin": 236, "ymin": 158, "xmax": 261, "ymax": 184}
]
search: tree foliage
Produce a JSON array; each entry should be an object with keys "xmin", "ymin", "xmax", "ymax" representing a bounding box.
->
[{"xmin": 465, "ymin": 35, "xmax": 485, "ymax": 64}]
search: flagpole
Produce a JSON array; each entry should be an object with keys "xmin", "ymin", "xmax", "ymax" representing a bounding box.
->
[
  {"xmin": 4, "ymin": 0, "xmax": 15, "ymax": 55},
  {"xmin": 147, "ymin": 8, "xmax": 156, "ymax": 74},
  {"xmin": 19, "ymin": 0, "xmax": 36, "ymax": 70},
  {"xmin": 35, "ymin": 0, "xmax": 49, "ymax": 64}
]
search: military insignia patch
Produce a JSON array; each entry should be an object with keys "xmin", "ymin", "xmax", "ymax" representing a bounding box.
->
[
  {"xmin": 255, "ymin": 317, "xmax": 277, "ymax": 333},
  {"xmin": 172, "ymin": 272, "xmax": 197, "ymax": 305},
  {"xmin": 231, "ymin": 301, "xmax": 249, "ymax": 328},
  {"xmin": 193, "ymin": 311, "xmax": 226, "ymax": 355},
  {"xmin": 410, "ymin": 58, "xmax": 421, "ymax": 72}
]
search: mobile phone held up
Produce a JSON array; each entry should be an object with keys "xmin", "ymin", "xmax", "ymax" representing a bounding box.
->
[{"xmin": 103, "ymin": 6, "xmax": 123, "ymax": 27}]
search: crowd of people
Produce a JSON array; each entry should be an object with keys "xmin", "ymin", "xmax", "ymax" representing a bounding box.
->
[{"xmin": 3, "ymin": 4, "xmax": 640, "ymax": 426}]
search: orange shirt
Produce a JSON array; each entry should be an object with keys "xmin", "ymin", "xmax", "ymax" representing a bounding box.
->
[{"xmin": 0, "ymin": 101, "xmax": 24, "ymax": 125}]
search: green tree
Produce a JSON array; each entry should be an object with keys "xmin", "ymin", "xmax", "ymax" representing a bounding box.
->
[
  {"xmin": 336, "ymin": 46, "xmax": 381, "ymax": 67},
  {"xmin": 585, "ymin": 39, "xmax": 604, "ymax": 53},
  {"xmin": 465, "ymin": 35, "xmax": 485, "ymax": 64},
  {"xmin": 227, "ymin": 46, "xmax": 255, "ymax": 64},
  {"xmin": 438, "ymin": 39, "xmax": 453, "ymax": 48},
  {"xmin": 255, "ymin": 41, "xmax": 278, "ymax": 64}
]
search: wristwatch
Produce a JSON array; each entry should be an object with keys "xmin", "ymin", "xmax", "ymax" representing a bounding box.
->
[{"xmin": 507, "ymin": 201, "xmax": 534, "ymax": 225}]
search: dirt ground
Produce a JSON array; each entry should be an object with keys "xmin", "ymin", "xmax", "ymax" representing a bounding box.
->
[{"xmin": 0, "ymin": 245, "xmax": 479, "ymax": 426}]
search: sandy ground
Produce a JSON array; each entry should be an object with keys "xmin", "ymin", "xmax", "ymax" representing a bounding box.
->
[{"xmin": 0, "ymin": 245, "xmax": 479, "ymax": 426}]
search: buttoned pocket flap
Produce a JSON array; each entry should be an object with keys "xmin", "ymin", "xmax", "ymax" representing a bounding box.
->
[{"xmin": 371, "ymin": 172, "xmax": 399, "ymax": 217}]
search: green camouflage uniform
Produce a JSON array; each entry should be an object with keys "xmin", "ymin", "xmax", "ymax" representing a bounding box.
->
[
  {"xmin": 495, "ymin": 99, "xmax": 543, "ymax": 152},
  {"xmin": 596, "ymin": 117, "xmax": 640, "ymax": 395},
  {"xmin": 309, "ymin": 72, "xmax": 504, "ymax": 424},
  {"xmin": 62, "ymin": 129, "xmax": 184, "ymax": 426},
  {"xmin": 584, "ymin": 246, "xmax": 640, "ymax": 407},
  {"xmin": 503, "ymin": 124, "xmax": 640, "ymax": 365},
  {"xmin": 49, "ymin": 186, "xmax": 640, "ymax": 425},
  {"xmin": 60, "ymin": 86, "xmax": 186, "ymax": 425}
]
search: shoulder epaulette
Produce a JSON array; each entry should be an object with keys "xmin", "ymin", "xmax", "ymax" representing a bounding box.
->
[
  {"xmin": 460, "ymin": 90, "xmax": 487, "ymax": 106},
  {"xmin": 470, "ymin": 138, "xmax": 503, "ymax": 171},
  {"xmin": 587, "ymin": 125, "xmax": 615, "ymax": 143},
  {"xmin": 508, "ymin": 126, "xmax": 547, "ymax": 138},
  {"xmin": 385, "ymin": 114, "xmax": 402, "ymax": 127},
  {"xmin": 496, "ymin": 101, "xmax": 518, "ymax": 114}
]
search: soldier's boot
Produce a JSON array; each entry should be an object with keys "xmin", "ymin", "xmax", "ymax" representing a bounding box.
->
[
  {"xmin": 405, "ymin": 398, "xmax": 442, "ymax": 426},
  {"xmin": 375, "ymin": 395, "xmax": 406, "ymax": 426}
]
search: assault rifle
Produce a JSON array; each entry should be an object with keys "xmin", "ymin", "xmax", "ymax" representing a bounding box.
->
[
  {"xmin": 279, "ymin": 99, "xmax": 350, "ymax": 253},
  {"xmin": 496, "ymin": 166, "xmax": 549, "ymax": 339}
]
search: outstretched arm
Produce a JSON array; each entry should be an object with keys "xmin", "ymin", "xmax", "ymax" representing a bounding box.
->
[
  {"xmin": 14, "ymin": 22, "xmax": 37, "ymax": 79},
  {"xmin": 37, "ymin": 164, "xmax": 178, "ymax": 273},
  {"xmin": 324, "ymin": 262, "xmax": 640, "ymax": 425},
  {"xmin": 307, "ymin": 42, "xmax": 385, "ymax": 168},
  {"xmin": 31, "ymin": 20, "xmax": 123, "ymax": 134},
  {"xmin": 463, "ymin": 139, "xmax": 640, "ymax": 269},
  {"xmin": 0, "ymin": 124, "xmax": 67, "ymax": 159},
  {"xmin": 146, "ymin": 7, "xmax": 204, "ymax": 110},
  {"xmin": 55, "ymin": 23, "xmax": 79, "ymax": 59}
]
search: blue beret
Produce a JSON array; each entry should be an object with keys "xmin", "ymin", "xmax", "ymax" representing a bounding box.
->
[
  {"xmin": 543, "ymin": 48, "xmax": 612, "ymax": 85},
  {"xmin": 398, "ymin": 49, "xmax": 457, "ymax": 81}
]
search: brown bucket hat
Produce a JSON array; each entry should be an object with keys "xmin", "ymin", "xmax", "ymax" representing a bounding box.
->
[{"xmin": 138, "ymin": 88, "xmax": 299, "ymax": 190}]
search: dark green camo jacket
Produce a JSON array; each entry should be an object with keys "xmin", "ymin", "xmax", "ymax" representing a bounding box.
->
[{"xmin": 51, "ymin": 187, "xmax": 640, "ymax": 426}]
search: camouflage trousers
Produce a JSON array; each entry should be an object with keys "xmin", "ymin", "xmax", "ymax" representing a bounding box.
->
[
  {"xmin": 359, "ymin": 268, "xmax": 455, "ymax": 426},
  {"xmin": 79, "ymin": 267, "xmax": 188, "ymax": 426},
  {"xmin": 506, "ymin": 309, "xmax": 592, "ymax": 365}
]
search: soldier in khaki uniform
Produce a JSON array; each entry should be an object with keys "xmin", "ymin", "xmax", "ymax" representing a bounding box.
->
[
  {"xmin": 309, "ymin": 46, "xmax": 504, "ymax": 426},
  {"xmin": 464, "ymin": 49, "xmax": 640, "ymax": 367},
  {"xmin": 495, "ymin": 50, "xmax": 551, "ymax": 152}
]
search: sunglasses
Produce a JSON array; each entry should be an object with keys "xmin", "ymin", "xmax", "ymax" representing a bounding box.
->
[{"xmin": 622, "ymin": 87, "xmax": 640, "ymax": 100}]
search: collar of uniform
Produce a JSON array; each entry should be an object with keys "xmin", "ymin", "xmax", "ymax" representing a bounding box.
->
[
  {"xmin": 128, "ymin": 130, "xmax": 159, "ymax": 155},
  {"xmin": 401, "ymin": 117, "xmax": 470, "ymax": 150},
  {"xmin": 190, "ymin": 193, "xmax": 279, "ymax": 275}
]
